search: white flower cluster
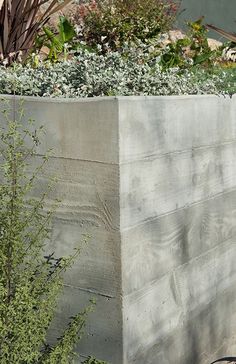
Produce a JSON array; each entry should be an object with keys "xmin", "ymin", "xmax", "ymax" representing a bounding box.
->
[{"xmin": 0, "ymin": 49, "xmax": 234, "ymax": 98}]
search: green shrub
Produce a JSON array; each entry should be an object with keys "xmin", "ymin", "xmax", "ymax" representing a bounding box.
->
[
  {"xmin": 160, "ymin": 18, "xmax": 222, "ymax": 70},
  {"xmin": 73, "ymin": 0, "xmax": 180, "ymax": 52},
  {"xmin": 33, "ymin": 16, "xmax": 77, "ymax": 64},
  {"xmin": 0, "ymin": 99, "xmax": 106, "ymax": 363}
]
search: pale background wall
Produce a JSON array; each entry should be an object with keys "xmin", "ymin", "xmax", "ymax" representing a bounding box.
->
[{"xmin": 177, "ymin": 0, "xmax": 236, "ymax": 39}]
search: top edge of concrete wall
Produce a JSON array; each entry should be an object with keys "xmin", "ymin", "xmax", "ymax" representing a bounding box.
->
[{"xmin": 1, "ymin": 94, "xmax": 236, "ymax": 103}]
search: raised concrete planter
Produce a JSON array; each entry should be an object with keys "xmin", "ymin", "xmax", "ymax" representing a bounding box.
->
[{"xmin": 2, "ymin": 94, "xmax": 236, "ymax": 364}]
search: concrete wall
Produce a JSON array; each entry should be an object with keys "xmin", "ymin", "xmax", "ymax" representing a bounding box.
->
[
  {"xmin": 119, "ymin": 95, "xmax": 236, "ymax": 364},
  {"xmin": 177, "ymin": 0, "xmax": 236, "ymax": 40},
  {"xmin": 2, "ymin": 95, "xmax": 236, "ymax": 364}
]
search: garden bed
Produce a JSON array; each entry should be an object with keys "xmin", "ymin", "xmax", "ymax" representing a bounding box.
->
[
  {"xmin": 1, "ymin": 1, "xmax": 236, "ymax": 363},
  {"xmin": 0, "ymin": 50, "xmax": 235, "ymax": 98}
]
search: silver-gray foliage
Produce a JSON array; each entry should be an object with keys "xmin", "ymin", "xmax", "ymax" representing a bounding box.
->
[{"xmin": 0, "ymin": 49, "xmax": 233, "ymax": 98}]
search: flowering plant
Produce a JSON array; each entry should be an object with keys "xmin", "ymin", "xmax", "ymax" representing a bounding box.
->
[{"xmin": 73, "ymin": 0, "xmax": 180, "ymax": 52}]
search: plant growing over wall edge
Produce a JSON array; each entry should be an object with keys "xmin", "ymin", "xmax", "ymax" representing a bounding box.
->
[{"xmin": 0, "ymin": 97, "xmax": 107, "ymax": 363}]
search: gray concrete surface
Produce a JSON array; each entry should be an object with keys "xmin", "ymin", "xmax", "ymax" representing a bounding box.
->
[
  {"xmin": 2, "ymin": 94, "xmax": 236, "ymax": 364},
  {"xmin": 177, "ymin": 0, "xmax": 236, "ymax": 39}
]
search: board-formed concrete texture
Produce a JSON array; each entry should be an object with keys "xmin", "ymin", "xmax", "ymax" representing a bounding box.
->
[{"xmin": 2, "ymin": 94, "xmax": 236, "ymax": 364}]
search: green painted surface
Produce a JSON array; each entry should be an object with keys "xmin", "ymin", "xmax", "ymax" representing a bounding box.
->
[{"xmin": 177, "ymin": 0, "xmax": 236, "ymax": 39}]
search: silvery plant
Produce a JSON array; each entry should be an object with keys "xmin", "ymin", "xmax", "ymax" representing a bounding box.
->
[{"xmin": 0, "ymin": 48, "xmax": 234, "ymax": 98}]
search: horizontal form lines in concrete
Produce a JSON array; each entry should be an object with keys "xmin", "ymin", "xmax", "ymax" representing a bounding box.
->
[{"xmin": 2, "ymin": 94, "xmax": 236, "ymax": 364}]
